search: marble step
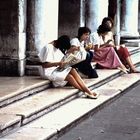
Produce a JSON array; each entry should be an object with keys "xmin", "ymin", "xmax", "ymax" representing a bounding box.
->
[
  {"xmin": 121, "ymin": 36, "xmax": 140, "ymax": 44},
  {"xmin": 127, "ymin": 46, "xmax": 140, "ymax": 55},
  {"xmin": 0, "ymin": 64, "xmax": 140, "ymax": 137},
  {"xmin": 0, "ymin": 68, "xmax": 122, "ymax": 137},
  {"xmin": 2, "ymin": 69, "xmax": 140, "ymax": 140},
  {"xmin": 0, "ymin": 64, "xmax": 123, "ymax": 109},
  {"xmin": 0, "ymin": 76, "xmax": 51, "ymax": 108},
  {"xmin": 1, "ymin": 47, "xmax": 139, "ymax": 107}
]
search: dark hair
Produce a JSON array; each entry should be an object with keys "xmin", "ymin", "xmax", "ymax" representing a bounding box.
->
[
  {"xmin": 97, "ymin": 24, "xmax": 111, "ymax": 34},
  {"xmin": 55, "ymin": 35, "xmax": 71, "ymax": 54},
  {"xmin": 101, "ymin": 17, "xmax": 114, "ymax": 27},
  {"xmin": 97, "ymin": 17, "xmax": 113, "ymax": 34},
  {"xmin": 78, "ymin": 27, "xmax": 91, "ymax": 39}
]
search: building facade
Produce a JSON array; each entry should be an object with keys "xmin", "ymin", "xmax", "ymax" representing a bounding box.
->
[{"xmin": 0, "ymin": 0, "xmax": 139, "ymax": 76}]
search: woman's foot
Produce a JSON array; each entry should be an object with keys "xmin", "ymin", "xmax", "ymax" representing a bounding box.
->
[
  {"xmin": 117, "ymin": 67, "xmax": 129, "ymax": 74},
  {"xmin": 84, "ymin": 92, "xmax": 99, "ymax": 99}
]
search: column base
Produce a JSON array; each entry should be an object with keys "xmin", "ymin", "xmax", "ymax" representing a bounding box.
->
[
  {"xmin": 120, "ymin": 31, "xmax": 140, "ymax": 38},
  {"xmin": 120, "ymin": 31, "xmax": 140, "ymax": 46},
  {"xmin": 0, "ymin": 59, "xmax": 25, "ymax": 76}
]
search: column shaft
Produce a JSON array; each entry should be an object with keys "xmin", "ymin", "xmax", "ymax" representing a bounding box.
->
[
  {"xmin": 120, "ymin": 0, "xmax": 139, "ymax": 37},
  {"xmin": 26, "ymin": 0, "xmax": 59, "ymax": 62},
  {"xmin": 0, "ymin": 0, "xmax": 26, "ymax": 76},
  {"xmin": 86, "ymin": 0, "xmax": 108, "ymax": 32}
]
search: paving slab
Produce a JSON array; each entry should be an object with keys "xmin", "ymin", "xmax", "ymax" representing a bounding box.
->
[
  {"xmin": 0, "ymin": 76, "xmax": 50, "ymax": 107},
  {"xmin": 1, "ymin": 127, "xmax": 57, "ymax": 140},
  {"xmin": 0, "ymin": 114, "xmax": 21, "ymax": 130}
]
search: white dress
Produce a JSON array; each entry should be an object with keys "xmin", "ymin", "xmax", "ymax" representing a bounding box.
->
[{"xmin": 38, "ymin": 44, "xmax": 72, "ymax": 87}]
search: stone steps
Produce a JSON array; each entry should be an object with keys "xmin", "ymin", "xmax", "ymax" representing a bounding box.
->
[
  {"xmin": 0, "ymin": 69, "xmax": 122, "ymax": 137},
  {"xmin": 127, "ymin": 46, "xmax": 140, "ymax": 54},
  {"xmin": 0, "ymin": 47, "xmax": 140, "ymax": 138},
  {"xmin": 0, "ymin": 77, "xmax": 51, "ymax": 108},
  {"xmin": 2, "ymin": 46, "xmax": 138, "ymax": 108},
  {"xmin": 121, "ymin": 36, "xmax": 140, "ymax": 45},
  {"xmin": 1, "ymin": 69, "xmax": 140, "ymax": 140}
]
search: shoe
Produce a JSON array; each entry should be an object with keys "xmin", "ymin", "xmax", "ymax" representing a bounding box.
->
[
  {"xmin": 117, "ymin": 67, "xmax": 128, "ymax": 74},
  {"xmin": 84, "ymin": 92, "xmax": 99, "ymax": 99}
]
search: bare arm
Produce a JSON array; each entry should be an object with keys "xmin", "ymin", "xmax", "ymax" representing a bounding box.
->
[
  {"xmin": 94, "ymin": 39, "xmax": 113, "ymax": 51},
  {"xmin": 66, "ymin": 45, "xmax": 80, "ymax": 54},
  {"xmin": 42, "ymin": 61, "xmax": 65, "ymax": 68},
  {"xmin": 104, "ymin": 31, "xmax": 115, "ymax": 45}
]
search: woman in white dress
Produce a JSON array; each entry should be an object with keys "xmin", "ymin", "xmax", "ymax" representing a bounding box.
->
[{"xmin": 38, "ymin": 35, "xmax": 99, "ymax": 99}]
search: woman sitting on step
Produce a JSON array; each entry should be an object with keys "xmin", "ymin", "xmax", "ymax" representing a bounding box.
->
[
  {"xmin": 38, "ymin": 35, "xmax": 99, "ymax": 99},
  {"xmin": 98, "ymin": 17, "xmax": 140, "ymax": 73},
  {"xmin": 89, "ymin": 24, "xmax": 128, "ymax": 73},
  {"xmin": 69, "ymin": 27, "xmax": 98, "ymax": 78}
]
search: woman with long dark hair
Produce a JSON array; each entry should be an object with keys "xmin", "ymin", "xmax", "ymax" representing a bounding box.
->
[
  {"xmin": 89, "ymin": 23, "xmax": 128, "ymax": 73},
  {"xmin": 38, "ymin": 35, "xmax": 99, "ymax": 99},
  {"xmin": 100, "ymin": 17, "xmax": 140, "ymax": 73}
]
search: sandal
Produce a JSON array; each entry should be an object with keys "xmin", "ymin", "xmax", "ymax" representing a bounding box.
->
[
  {"xmin": 84, "ymin": 92, "xmax": 99, "ymax": 99},
  {"xmin": 117, "ymin": 67, "xmax": 129, "ymax": 74}
]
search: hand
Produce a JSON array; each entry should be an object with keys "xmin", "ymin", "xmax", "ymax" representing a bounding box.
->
[
  {"xmin": 120, "ymin": 44, "xmax": 125, "ymax": 48},
  {"xmin": 67, "ymin": 46, "xmax": 80, "ymax": 54},
  {"xmin": 58, "ymin": 61, "xmax": 67, "ymax": 68},
  {"xmin": 73, "ymin": 46, "xmax": 80, "ymax": 52},
  {"xmin": 106, "ymin": 39, "xmax": 113, "ymax": 44},
  {"xmin": 85, "ymin": 43, "xmax": 93, "ymax": 50}
]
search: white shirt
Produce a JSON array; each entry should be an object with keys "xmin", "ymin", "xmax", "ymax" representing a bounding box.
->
[
  {"xmin": 38, "ymin": 43, "xmax": 72, "ymax": 87},
  {"xmin": 70, "ymin": 38, "xmax": 87, "ymax": 60},
  {"xmin": 90, "ymin": 32, "xmax": 104, "ymax": 48},
  {"xmin": 39, "ymin": 43, "xmax": 63, "ymax": 63}
]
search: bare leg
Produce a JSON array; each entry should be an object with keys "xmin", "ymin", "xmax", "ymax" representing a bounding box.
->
[
  {"xmin": 117, "ymin": 63, "xmax": 129, "ymax": 74},
  {"xmin": 126, "ymin": 56, "xmax": 139, "ymax": 73},
  {"xmin": 65, "ymin": 73, "xmax": 83, "ymax": 91},
  {"xmin": 116, "ymin": 45, "xmax": 139, "ymax": 73},
  {"xmin": 68, "ymin": 68, "xmax": 97, "ymax": 96}
]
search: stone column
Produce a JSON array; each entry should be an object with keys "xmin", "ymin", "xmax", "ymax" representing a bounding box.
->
[
  {"xmin": 120, "ymin": 0, "xmax": 139, "ymax": 37},
  {"xmin": 86, "ymin": 0, "xmax": 108, "ymax": 32},
  {"xmin": 138, "ymin": 1, "xmax": 140, "ymax": 32},
  {"xmin": 58, "ymin": 0, "xmax": 81, "ymax": 38},
  {"xmin": 0, "ymin": 0, "xmax": 26, "ymax": 76},
  {"xmin": 114, "ymin": 0, "xmax": 121, "ymax": 45},
  {"xmin": 26, "ymin": 0, "xmax": 59, "ymax": 63},
  {"xmin": 18, "ymin": 0, "xmax": 27, "ymax": 76},
  {"xmin": 80, "ymin": 0, "xmax": 85, "ymax": 27}
]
